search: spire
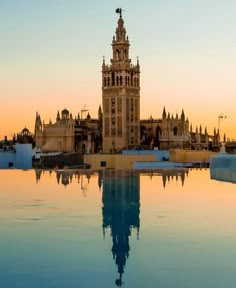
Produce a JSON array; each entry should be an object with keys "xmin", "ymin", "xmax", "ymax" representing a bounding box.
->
[
  {"xmin": 181, "ymin": 109, "xmax": 185, "ymax": 121},
  {"xmin": 35, "ymin": 111, "xmax": 42, "ymax": 132},
  {"xmin": 98, "ymin": 105, "xmax": 102, "ymax": 119},
  {"xmin": 111, "ymin": 10, "xmax": 130, "ymax": 63},
  {"xmin": 87, "ymin": 112, "xmax": 91, "ymax": 120},
  {"xmin": 98, "ymin": 104, "xmax": 102, "ymax": 114},
  {"xmin": 116, "ymin": 13, "xmax": 126, "ymax": 42},
  {"xmin": 162, "ymin": 107, "xmax": 166, "ymax": 119},
  {"xmin": 56, "ymin": 110, "xmax": 60, "ymax": 121}
]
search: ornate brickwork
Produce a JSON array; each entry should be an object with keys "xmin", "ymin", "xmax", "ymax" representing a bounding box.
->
[{"xmin": 102, "ymin": 13, "xmax": 140, "ymax": 153}]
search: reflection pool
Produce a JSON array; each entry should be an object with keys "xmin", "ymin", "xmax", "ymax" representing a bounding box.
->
[{"xmin": 0, "ymin": 169, "xmax": 236, "ymax": 288}]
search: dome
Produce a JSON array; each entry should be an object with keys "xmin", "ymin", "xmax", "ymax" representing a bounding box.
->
[
  {"xmin": 62, "ymin": 108, "xmax": 69, "ymax": 115},
  {"xmin": 20, "ymin": 127, "xmax": 31, "ymax": 136}
]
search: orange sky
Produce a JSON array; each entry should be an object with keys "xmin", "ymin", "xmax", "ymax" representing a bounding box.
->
[{"xmin": 1, "ymin": 1, "xmax": 236, "ymax": 140}]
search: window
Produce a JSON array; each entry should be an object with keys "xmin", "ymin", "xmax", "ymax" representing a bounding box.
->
[
  {"xmin": 112, "ymin": 72, "xmax": 115, "ymax": 86},
  {"xmin": 173, "ymin": 126, "xmax": 178, "ymax": 136},
  {"xmin": 116, "ymin": 49, "xmax": 120, "ymax": 60},
  {"xmin": 101, "ymin": 161, "xmax": 106, "ymax": 167}
]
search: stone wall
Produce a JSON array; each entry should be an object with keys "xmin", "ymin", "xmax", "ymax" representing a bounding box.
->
[{"xmin": 39, "ymin": 152, "xmax": 84, "ymax": 169}]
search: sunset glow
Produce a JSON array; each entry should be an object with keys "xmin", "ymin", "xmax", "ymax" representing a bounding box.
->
[{"xmin": 1, "ymin": 1, "xmax": 236, "ymax": 139}]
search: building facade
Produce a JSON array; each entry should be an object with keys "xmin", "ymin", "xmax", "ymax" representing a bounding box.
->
[
  {"xmin": 35, "ymin": 109, "xmax": 75, "ymax": 152},
  {"xmin": 35, "ymin": 108, "xmax": 102, "ymax": 153},
  {"xmin": 102, "ymin": 11, "xmax": 140, "ymax": 153},
  {"xmin": 34, "ymin": 11, "xmax": 221, "ymax": 154},
  {"xmin": 141, "ymin": 107, "xmax": 190, "ymax": 150}
]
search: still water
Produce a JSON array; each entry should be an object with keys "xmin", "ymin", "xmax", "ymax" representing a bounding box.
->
[{"xmin": 0, "ymin": 168, "xmax": 236, "ymax": 288}]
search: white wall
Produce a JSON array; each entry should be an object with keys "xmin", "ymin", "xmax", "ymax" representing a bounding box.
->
[{"xmin": 0, "ymin": 144, "xmax": 32, "ymax": 169}]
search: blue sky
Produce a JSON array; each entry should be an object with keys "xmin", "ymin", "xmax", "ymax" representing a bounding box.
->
[{"xmin": 1, "ymin": 0, "xmax": 236, "ymax": 138}]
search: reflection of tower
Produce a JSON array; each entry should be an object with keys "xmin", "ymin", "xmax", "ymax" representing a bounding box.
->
[
  {"xmin": 34, "ymin": 169, "xmax": 42, "ymax": 183},
  {"xmin": 162, "ymin": 169, "xmax": 189, "ymax": 188},
  {"xmin": 55, "ymin": 170, "xmax": 81, "ymax": 186},
  {"xmin": 101, "ymin": 170, "xmax": 140, "ymax": 286}
]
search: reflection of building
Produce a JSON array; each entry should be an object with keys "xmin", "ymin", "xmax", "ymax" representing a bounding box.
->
[
  {"xmin": 34, "ymin": 169, "xmax": 93, "ymax": 187},
  {"xmin": 101, "ymin": 170, "xmax": 140, "ymax": 286},
  {"xmin": 161, "ymin": 169, "xmax": 188, "ymax": 188},
  {"xmin": 146, "ymin": 169, "xmax": 189, "ymax": 188},
  {"xmin": 35, "ymin": 169, "xmax": 43, "ymax": 183}
]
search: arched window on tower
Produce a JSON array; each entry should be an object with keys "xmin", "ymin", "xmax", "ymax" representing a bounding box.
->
[
  {"xmin": 124, "ymin": 49, "xmax": 127, "ymax": 59},
  {"xmin": 116, "ymin": 49, "xmax": 120, "ymax": 60},
  {"xmin": 112, "ymin": 72, "xmax": 115, "ymax": 86},
  {"xmin": 125, "ymin": 76, "xmax": 128, "ymax": 86},
  {"xmin": 127, "ymin": 76, "xmax": 130, "ymax": 86},
  {"xmin": 134, "ymin": 77, "xmax": 136, "ymax": 87},
  {"xmin": 173, "ymin": 126, "xmax": 178, "ymax": 136},
  {"xmin": 116, "ymin": 76, "xmax": 119, "ymax": 86},
  {"xmin": 108, "ymin": 77, "xmax": 110, "ymax": 86},
  {"xmin": 120, "ymin": 76, "xmax": 122, "ymax": 86},
  {"xmin": 104, "ymin": 77, "xmax": 107, "ymax": 87}
]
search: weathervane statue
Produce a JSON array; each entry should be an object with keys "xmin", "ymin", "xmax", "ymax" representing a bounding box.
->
[{"xmin": 115, "ymin": 8, "xmax": 123, "ymax": 18}]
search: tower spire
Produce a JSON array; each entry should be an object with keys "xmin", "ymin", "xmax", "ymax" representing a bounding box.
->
[{"xmin": 102, "ymin": 11, "xmax": 140, "ymax": 153}]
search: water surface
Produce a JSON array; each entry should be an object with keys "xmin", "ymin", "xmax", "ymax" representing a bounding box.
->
[{"xmin": 0, "ymin": 169, "xmax": 236, "ymax": 288}]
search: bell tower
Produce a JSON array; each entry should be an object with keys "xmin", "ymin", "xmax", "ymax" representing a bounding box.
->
[{"xmin": 102, "ymin": 9, "xmax": 140, "ymax": 153}]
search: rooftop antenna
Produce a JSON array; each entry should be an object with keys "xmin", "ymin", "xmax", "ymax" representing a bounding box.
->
[{"xmin": 115, "ymin": 8, "xmax": 124, "ymax": 18}]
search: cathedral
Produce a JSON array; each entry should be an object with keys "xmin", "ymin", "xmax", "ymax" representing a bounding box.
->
[{"xmin": 34, "ymin": 11, "xmax": 220, "ymax": 153}]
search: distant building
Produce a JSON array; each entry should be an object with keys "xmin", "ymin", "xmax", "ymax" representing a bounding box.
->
[
  {"xmin": 34, "ymin": 11, "xmax": 221, "ymax": 154},
  {"xmin": 140, "ymin": 107, "xmax": 219, "ymax": 151},
  {"xmin": 35, "ymin": 109, "xmax": 75, "ymax": 152},
  {"xmin": 35, "ymin": 108, "xmax": 102, "ymax": 153},
  {"xmin": 17, "ymin": 127, "xmax": 34, "ymax": 144}
]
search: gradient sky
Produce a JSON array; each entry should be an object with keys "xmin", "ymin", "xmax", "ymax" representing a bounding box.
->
[{"xmin": 1, "ymin": 0, "xmax": 236, "ymax": 139}]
